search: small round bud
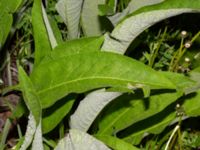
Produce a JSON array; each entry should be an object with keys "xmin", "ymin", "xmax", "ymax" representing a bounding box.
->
[
  {"xmin": 176, "ymin": 104, "xmax": 180, "ymax": 108},
  {"xmin": 181, "ymin": 30, "xmax": 187, "ymax": 38},
  {"xmin": 184, "ymin": 57, "xmax": 190, "ymax": 63},
  {"xmin": 184, "ymin": 41, "xmax": 192, "ymax": 48}
]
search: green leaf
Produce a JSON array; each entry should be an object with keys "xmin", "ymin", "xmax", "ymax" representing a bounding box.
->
[
  {"xmin": 42, "ymin": 95, "xmax": 75, "ymax": 134},
  {"xmin": 30, "ymin": 52, "xmax": 175, "ymax": 108},
  {"xmin": 108, "ymin": 0, "xmax": 164, "ymax": 26},
  {"xmin": 41, "ymin": 4, "xmax": 57, "ymax": 48},
  {"xmin": 121, "ymin": 90, "xmax": 200, "ymax": 145},
  {"xmin": 81, "ymin": 0, "xmax": 106, "ymax": 36},
  {"xmin": 0, "ymin": 13, "xmax": 12, "ymax": 49},
  {"xmin": 18, "ymin": 66, "xmax": 41, "ymax": 124},
  {"xmin": 96, "ymin": 135, "xmax": 140, "ymax": 150},
  {"xmin": 47, "ymin": 16, "xmax": 63, "ymax": 44},
  {"xmin": 97, "ymin": 72, "xmax": 194, "ymax": 135},
  {"xmin": 56, "ymin": 0, "xmax": 83, "ymax": 39},
  {"xmin": 49, "ymin": 36, "xmax": 104, "ymax": 60},
  {"xmin": 0, "ymin": 0, "xmax": 22, "ymax": 49},
  {"xmin": 32, "ymin": 0, "xmax": 52, "ymax": 66},
  {"xmin": 54, "ymin": 129, "xmax": 111, "ymax": 150},
  {"xmin": 102, "ymin": 0, "xmax": 200, "ymax": 54},
  {"xmin": 0, "ymin": 0, "xmax": 22, "ymax": 13},
  {"xmin": 70, "ymin": 89, "xmax": 122, "ymax": 131}
]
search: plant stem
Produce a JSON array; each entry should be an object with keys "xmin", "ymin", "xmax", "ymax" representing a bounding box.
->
[
  {"xmin": 164, "ymin": 125, "xmax": 180, "ymax": 150},
  {"xmin": 0, "ymin": 119, "xmax": 11, "ymax": 150},
  {"xmin": 149, "ymin": 26, "xmax": 167, "ymax": 67}
]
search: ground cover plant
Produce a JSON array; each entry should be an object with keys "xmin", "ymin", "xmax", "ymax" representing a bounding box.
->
[{"xmin": 1, "ymin": 0, "xmax": 200, "ymax": 149}]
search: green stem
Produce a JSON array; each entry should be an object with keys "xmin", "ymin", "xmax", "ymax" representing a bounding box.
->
[
  {"xmin": 0, "ymin": 119, "xmax": 11, "ymax": 150},
  {"xmin": 149, "ymin": 26, "xmax": 167, "ymax": 67}
]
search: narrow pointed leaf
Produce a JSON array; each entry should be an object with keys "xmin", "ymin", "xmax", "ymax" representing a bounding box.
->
[
  {"xmin": 0, "ymin": 0, "xmax": 22, "ymax": 49},
  {"xmin": 70, "ymin": 89, "xmax": 122, "ymax": 131},
  {"xmin": 102, "ymin": 0, "xmax": 200, "ymax": 54},
  {"xmin": 32, "ymin": 0, "xmax": 52, "ymax": 65},
  {"xmin": 18, "ymin": 66, "xmax": 41, "ymax": 124},
  {"xmin": 54, "ymin": 129, "xmax": 111, "ymax": 150},
  {"xmin": 97, "ymin": 72, "xmax": 194, "ymax": 135},
  {"xmin": 30, "ymin": 52, "xmax": 175, "ymax": 108},
  {"xmin": 43, "ymin": 95, "xmax": 75, "ymax": 134},
  {"xmin": 56, "ymin": 0, "xmax": 83, "ymax": 39},
  {"xmin": 20, "ymin": 114, "xmax": 37, "ymax": 150},
  {"xmin": 41, "ymin": 4, "xmax": 57, "ymax": 48},
  {"xmin": 121, "ymin": 89, "xmax": 200, "ymax": 145},
  {"xmin": 81, "ymin": 0, "xmax": 106, "ymax": 36}
]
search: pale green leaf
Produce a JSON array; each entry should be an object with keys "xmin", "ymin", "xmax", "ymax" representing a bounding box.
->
[
  {"xmin": 54, "ymin": 129, "xmax": 111, "ymax": 150},
  {"xmin": 32, "ymin": 120, "xmax": 43, "ymax": 150},
  {"xmin": 96, "ymin": 135, "xmax": 140, "ymax": 150},
  {"xmin": 42, "ymin": 95, "xmax": 75, "ymax": 134},
  {"xmin": 42, "ymin": 4, "xmax": 57, "ymax": 48},
  {"xmin": 70, "ymin": 89, "xmax": 122, "ymax": 131},
  {"xmin": 56, "ymin": 0, "xmax": 83, "ymax": 39},
  {"xmin": 32, "ymin": 0, "xmax": 52, "ymax": 66},
  {"xmin": 108, "ymin": 0, "xmax": 164, "ymax": 26},
  {"xmin": 81, "ymin": 0, "xmax": 106, "ymax": 36},
  {"xmin": 30, "ymin": 52, "xmax": 175, "ymax": 108},
  {"xmin": 20, "ymin": 114, "xmax": 37, "ymax": 150},
  {"xmin": 102, "ymin": 0, "xmax": 200, "ymax": 54},
  {"xmin": 0, "ymin": 0, "xmax": 22, "ymax": 13}
]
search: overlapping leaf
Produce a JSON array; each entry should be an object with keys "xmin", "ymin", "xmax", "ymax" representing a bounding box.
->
[
  {"xmin": 97, "ymin": 72, "xmax": 195, "ymax": 135},
  {"xmin": 54, "ymin": 129, "xmax": 110, "ymax": 150},
  {"xmin": 102, "ymin": 0, "xmax": 200, "ymax": 54},
  {"xmin": 30, "ymin": 51, "xmax": 175, "ymax": 108}
]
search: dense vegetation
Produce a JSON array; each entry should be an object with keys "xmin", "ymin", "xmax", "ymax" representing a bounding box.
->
[{"xmin": 1, "ymin": 0, "xmax": 200, "ymax": 149}]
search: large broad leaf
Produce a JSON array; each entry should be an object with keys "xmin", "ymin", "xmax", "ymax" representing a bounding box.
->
[
  {"xmin": 0, "ymin": 0, "xmax": 22, "ymax": 50},
  {"xmin": 108, "ymin": 0, "xmax": 164, "ymax": 26},
  {"xmin": 42, "ymin": 95, "xmax": 75, "ymax": 134},
  {"xmin": 32, "ymin": 0, "xmax": 52, "ymax": 66},
  {"xmin": 30, "ymin": 51, "xmax": 175, "ymax": 108},
  {"xmin": 70, "ymin": 89, "xmax": 122, "ymax": 131},
  {"xmin": 0, "ymin": 13, "xmax": 12, "ymax": 50},
  {"xmin": 121, "ymin": 90, "xmax": 200, "ymax": 145},
  {"xmin": 54, "ymin": 129, "xmax": 111, "ymax": 150},
  {"xmin": 96, "ymin": 135, "xmax": 140, "ymax": 150},
  {"xmin": 49, "ymin": 36, "xmax": 104, "ymax": 60},
  {"xmin": 97, "ymin": 72, "xmax": 194, "ymax": 135},
  {"xmin": 81, "ymin": 0, "xmax": 106, "ymax": 36},
  {"xmin": 102, "ymin": 0, "xmax": 200, "ymax": 54},
  {"xmin": 56, "ymin": 0, "xmax": 83, "ymax": 39}
]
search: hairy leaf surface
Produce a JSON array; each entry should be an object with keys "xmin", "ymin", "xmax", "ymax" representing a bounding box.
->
[
  {"xmin": 56, "ymin": 0, "xmax": 83, "ymax": 39},
  {"xmin": 102, "ymin": 0, "xmax": 200, "ymax": 54},
  {"xmin": 108, "ymin": 0, "xmax": 164, "ymax": 26},
  {"xmin": 54, "ymin": 129, "xmax": 110, "ymax": 150},
  {"xmin": 31, "ymin": 52, "xmax": 175, "ymax": 108},
  {"xmin": 81, "ymin": 0, "xmax": 106, "ymax": 36},
  {"xmin": 70, "ymin": 89, "xmax": 122, "ymax": 131}
]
